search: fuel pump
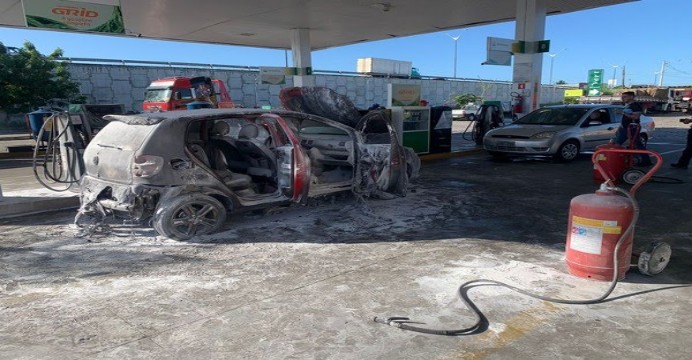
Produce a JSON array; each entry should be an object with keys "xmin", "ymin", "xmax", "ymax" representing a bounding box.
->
[{"xmin": 30, "ymin": 101, "xmax": 125, "ymax": 191}]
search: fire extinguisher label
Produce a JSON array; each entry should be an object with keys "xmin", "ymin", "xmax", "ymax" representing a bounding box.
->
[
  {"xmin": 570, "ymin": 224, "xmax": 604, "ymax": 255},
  {"xmin": 572, "ymin": 216, "xmax": 622, "ymax": 234}
]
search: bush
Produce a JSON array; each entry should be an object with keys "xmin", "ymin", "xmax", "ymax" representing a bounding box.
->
[
  {"xmin": 453, "ymin": 93, "xmax": 483, "ymax": 108},
  {"xmin": 0, "ymin": 41, "xmax": 82, "ymax": 114}
]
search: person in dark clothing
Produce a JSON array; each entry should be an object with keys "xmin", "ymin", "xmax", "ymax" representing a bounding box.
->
[
  {"xmin": 671, "ymin": 118, "xmax": 692, "ymax": 169},
  {"xmin": 611, "ymin": 91, "xmax": 653, "ymax": 166}
]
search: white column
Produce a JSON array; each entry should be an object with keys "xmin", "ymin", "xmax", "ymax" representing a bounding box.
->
[
  {"xmin": 291, "ymin": 28, "xmax": 314, "ymax": 87},
  {"xmin": 513, "ymin": 0, "xmax": 546, "ymax": 113}
]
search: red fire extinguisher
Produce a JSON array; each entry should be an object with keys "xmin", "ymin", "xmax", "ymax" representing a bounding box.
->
[
  {"xmin": 565, "ymin": 148, "xmax": 663, "ymax": 281},
  {"xmin": 511, "ymin": 93, "xmax": 523, "ymax": 114}
]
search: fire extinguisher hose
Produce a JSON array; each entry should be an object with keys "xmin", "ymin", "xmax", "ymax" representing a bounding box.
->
[{"xmin": 373, "ymin": 185, "xmax": 639, "ymax": 336}]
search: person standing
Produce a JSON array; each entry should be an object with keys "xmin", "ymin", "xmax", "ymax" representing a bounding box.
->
[
  {"xmin": 671, "ymin": 118, "xmax": 692, "ymax": 169},
  {"xmin": 611, "ymin": 91, "xmax": 652, "ymax": 166}
]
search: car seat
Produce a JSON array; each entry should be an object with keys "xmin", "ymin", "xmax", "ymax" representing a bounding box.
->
[
  {"xmin": 205, "ymin": 121, "xmax": 253, "ymax": 189},
  {"xmin": 236, "ymin": 123, "xmax": 277, "ymax": 178}
]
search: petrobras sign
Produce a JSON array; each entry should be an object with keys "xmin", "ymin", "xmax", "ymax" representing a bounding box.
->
[
  {"xmin": 22, "ymin": 0, "xmax": 125, "ymax": 34},
  {"xmin": 483, "ymin": 37, "xmax": 513, "ymax": 66}
]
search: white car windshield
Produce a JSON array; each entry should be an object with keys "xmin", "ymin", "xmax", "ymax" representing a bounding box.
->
[{"xmin": 515, "ymin": 108, "xmax": 589, "ymax": 126}]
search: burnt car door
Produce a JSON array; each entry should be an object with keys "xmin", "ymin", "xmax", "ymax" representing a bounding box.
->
[
  {"xmin": 261, "ymin": 114, "xmax": 311, "ymax": 203},
  {"xmin": 353, "ymin": 110, "xmax": 408, "ymax": 198}
]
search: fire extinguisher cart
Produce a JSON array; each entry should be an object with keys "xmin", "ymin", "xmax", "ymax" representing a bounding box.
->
[{"xmin": 566, "ymin": 148, "xmax": 671, "ymax": 280}]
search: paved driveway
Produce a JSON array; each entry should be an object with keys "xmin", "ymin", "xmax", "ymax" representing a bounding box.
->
[{"xmin": 1, "ymin": 115, "xmax": 691, "ymax": 359}]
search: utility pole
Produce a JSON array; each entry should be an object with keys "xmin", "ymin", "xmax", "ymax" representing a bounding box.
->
[
  {"xmin": 621, "ymin": 65, "xmax": 626, "ymax": 88},
  {"xmin": 611, "ymin": 64, "xmax": 619, "ymax": 88},
  {"xmin": 658, "ymin": 61, "xmax": 667, "ymax": 86}
]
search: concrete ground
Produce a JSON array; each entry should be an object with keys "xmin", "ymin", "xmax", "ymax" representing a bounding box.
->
[{"xmin": 1, "ymin": 116, "xmax": 691, "ymax": 359}]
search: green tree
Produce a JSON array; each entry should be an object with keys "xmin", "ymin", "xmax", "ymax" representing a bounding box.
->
[
  {"xmin": 0, "ymin": 41, "xmax": 82, "ymax": 114},
  {"xmin": 453, "ymin": 93, "xmax": 483, "ymax": 108},
  {"xmin": 556, "ymin": 80, "xmax": 567, "ymax": 85}
]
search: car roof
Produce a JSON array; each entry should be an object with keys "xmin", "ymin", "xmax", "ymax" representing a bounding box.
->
[
  {"xmin": 104, "ymin": 108, "xmax": 305, "ymax": 126},
  {"xmin": 543, "ymin": 104, "xmax": 621, "ymax": 110}
]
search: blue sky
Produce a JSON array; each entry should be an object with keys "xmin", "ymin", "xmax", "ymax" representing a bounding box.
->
[{"xmin": 1, "ymin": 0, "xmax": 691, "ymax": 86}]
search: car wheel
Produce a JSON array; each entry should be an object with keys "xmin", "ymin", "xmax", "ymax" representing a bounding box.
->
[
  {"xmin": 467, "ymin": 114, "xmax": 476, "ymax": 121},
  {"xmin": 639, "ymin": 133, "xmax": 648, "ymax": 148},
  {"xmin": 153, "ymin": 193, "xmax": 227, "ymax": 240},
  {"xmin": 488, "ymin": 151, "xmax": 509, "ymax": 162},
  {"xmin": 554, "ymin": 140, "xmax": 580, "ymax": 162}
]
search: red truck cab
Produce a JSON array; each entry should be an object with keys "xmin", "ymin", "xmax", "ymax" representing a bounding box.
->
[{"xmin": 143, "ymin": 76, "xmax": 234, "ymax": 111}]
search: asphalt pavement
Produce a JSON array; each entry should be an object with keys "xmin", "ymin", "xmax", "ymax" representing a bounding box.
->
[{"xmin": 1, "ymin": 119, "xmax": 690, "ymax": 358}]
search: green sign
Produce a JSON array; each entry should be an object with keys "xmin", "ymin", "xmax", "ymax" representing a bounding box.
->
[
  {"xmin": 587, "ymin": 69, "xmax": 604, "ymax": 96},
  {"xmin": 511, "ymin": 40, "xmax": 550, "ymax": 54},
  {"xmin": 23, "ymin": 0, "xmax": 124, "ymax": 34},
  {"xmin": 537, "ymin": 40, "xmax": 550, "ymax": 53}
]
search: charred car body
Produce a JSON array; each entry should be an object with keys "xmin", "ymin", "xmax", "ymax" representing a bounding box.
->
[{"xmin": 76, "ymin": 87, "xmax": 420, "ymax": 240}]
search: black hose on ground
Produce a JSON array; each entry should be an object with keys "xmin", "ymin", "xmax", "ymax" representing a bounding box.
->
[{"xmin": 373, "ymin": 186, "xmax": 639, "ymax": 336}]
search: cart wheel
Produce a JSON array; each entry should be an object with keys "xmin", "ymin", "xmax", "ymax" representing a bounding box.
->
[
  {"xmin": 638, "ymin": 242, "xmax": 672, "ymax": 276},
  {"xmin": 622, "ymin": 168, "xmax": 645, "ymax": 185}
]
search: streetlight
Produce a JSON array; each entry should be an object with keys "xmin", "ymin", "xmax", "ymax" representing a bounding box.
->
[
  {"xmin": 448, "ymin": 34, "xmax": 461, "ymax": 78},
  {"xmin": 547, "ymin": 48, "xmax": 566, "ymax": 102},
  {"xmin": 547, "ymin": 48, "xmax": 566, "ymax": 85}
]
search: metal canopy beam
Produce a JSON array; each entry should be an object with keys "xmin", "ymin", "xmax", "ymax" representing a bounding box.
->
[{"xmin": 0, "ymin": 0, "xmax": 636, "ymax": 50}]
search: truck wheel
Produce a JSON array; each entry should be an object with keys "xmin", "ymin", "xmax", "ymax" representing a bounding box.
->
[
  {"xmin": 554, "ymin": 140, "xmax": 580, "ymax": 162},
  {"xmin": 467, "ymin": 114, "xmax": 476, "ymax": 121},
  {"xmin": 153, "ymin": 194, "xmax": 227, "ymax": 240}
]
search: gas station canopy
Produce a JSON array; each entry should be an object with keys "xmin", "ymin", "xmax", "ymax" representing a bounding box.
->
[{"xmin": 1, "ymin": 0, "xmax": 634, "ymax": 50}]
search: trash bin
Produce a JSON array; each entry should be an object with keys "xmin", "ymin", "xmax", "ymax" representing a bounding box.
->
[
  {"xmin": 429, "ymin": 106, "xmax": 452, "ymax": 153},
  {"xmin": 187, "ymin": 101, "xmax": 214, "ymax": 110},
  {"xmin": 28, "ymin": 108, "xmax": 54, "ymax": 141}
]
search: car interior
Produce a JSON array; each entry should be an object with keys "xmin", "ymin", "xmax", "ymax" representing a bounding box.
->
[
  {"xmin": 290, "ymin": 118, "xmax": 355, "ymax": 188},
  {"xmin": 185, "ymin": 115, "xmax": 358, "ymax": 199}
]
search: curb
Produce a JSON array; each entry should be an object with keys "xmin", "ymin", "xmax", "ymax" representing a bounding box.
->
[
  {"xmin": 0, "ymin": 195, "xmax": 79, "ymax": 219},
  {"xmin": 0, "ymin": 151, "xmax": 43, "ymax": 159},
  {"xmin": 419, "ymin": 148, "xmax": 484, "ymax": 162}
]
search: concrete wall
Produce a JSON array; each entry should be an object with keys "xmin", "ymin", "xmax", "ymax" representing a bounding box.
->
[
  {"xmin": 0, "ymin": 63, "xmax": 566, "ymax": 132},
  {"xmin": 64, "ymin": 63, "xmax": 565, "ymax": 112}
]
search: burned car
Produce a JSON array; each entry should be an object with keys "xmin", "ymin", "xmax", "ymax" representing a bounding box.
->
[{"xmin": 76, "ymin": 88, "xmax": 420, "ymax": 240}]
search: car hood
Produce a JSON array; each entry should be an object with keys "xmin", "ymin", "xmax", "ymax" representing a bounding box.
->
[{"xmin": 487, "ymin": 124, "xmax": 572, "ymax": 138}]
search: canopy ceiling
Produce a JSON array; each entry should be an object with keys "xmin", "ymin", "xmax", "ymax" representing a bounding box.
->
[{"xmin": 0, "ymin": 0, "xmax": 636, "ymax": 50}]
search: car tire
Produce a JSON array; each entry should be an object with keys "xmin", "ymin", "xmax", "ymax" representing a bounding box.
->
[
  {"xmin": 554, "ymin": 140, "xmax": 580, "ymax": 162},
  {"xmin": 153, "ymin": 193, "xmax": 227, "ymax": 240},
  {"xmin": 488, "ymin": 151, "xmax": 509, "ymax": 162},
  {"xmin": 467, "ymin": 114, "xmax": 476, "ymax": 121},
  {"xmin": 639, "ymin": 133, "xmax": 648, "ymax": 148}
]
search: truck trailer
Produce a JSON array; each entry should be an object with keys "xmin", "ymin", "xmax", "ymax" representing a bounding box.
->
[
  {"xmin": 357, "ymin": 58, "xmax": 414, "ymax": 78},
  {"xmin": 579, "ymin": 87, "xmax": 692, "ymax": 113}
]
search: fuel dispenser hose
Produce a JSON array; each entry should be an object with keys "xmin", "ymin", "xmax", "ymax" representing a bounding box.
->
[
  {"xmin": 373, "ymin": 186, "xmax": 638, "ymax": 336},
  {"xmin": 32, "ymin": 112, "xmax": 82, "ymax": 192}
]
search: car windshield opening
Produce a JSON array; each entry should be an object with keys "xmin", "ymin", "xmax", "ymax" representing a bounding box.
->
[{"xmin": 515, "ymin": 108, "xmax": 589, "ymax": 126}]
